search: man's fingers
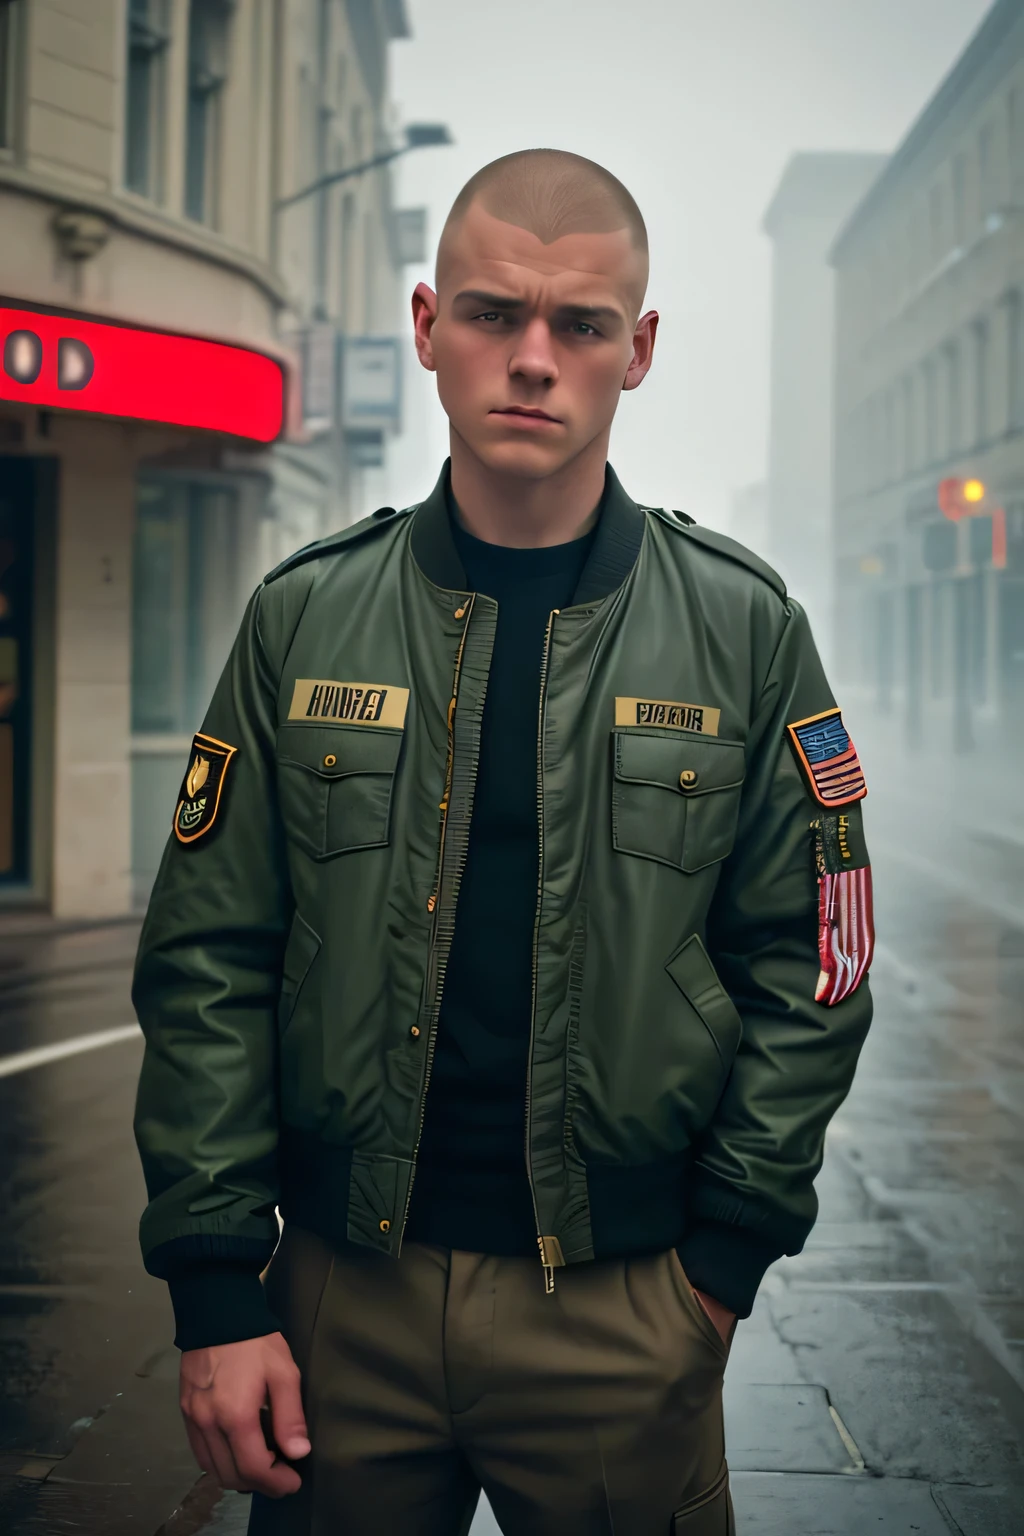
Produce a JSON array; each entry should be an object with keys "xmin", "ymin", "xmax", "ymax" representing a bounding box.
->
[
  {"xmin": 183, "ymin": 1416, "xmax": 216, "ymax": 1479},
  {"xmin": 267, "ymin": 1364, "xmax": 311, "ymax": 1461},
  {"xmin": 225, "ymin": 1418, "xmax": 303, "ymax": 1497},
  {"xmin": 200, "ymin": 1422, "xmax": 246, "ymax": 1490}
]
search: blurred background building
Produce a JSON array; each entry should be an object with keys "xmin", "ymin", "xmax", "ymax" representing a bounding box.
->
[
  {"xmin": 830, "ymin": 0, "xmax": 1024, "ymax": 755},
  {"xmin": 0, "ymin": 0, "xmax": 445, "ymax": 916},
  {"xmin": 760, "ymin": 151, "xmax": 886, "ymax": 663}
]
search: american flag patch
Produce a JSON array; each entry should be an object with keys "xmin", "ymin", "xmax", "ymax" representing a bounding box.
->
[
  {"xmin": 788, "ymin": 709, "xmax": 867, "ymax": 808},
  {"xmin": 816, "ymin": 865, "xmax": 874, "ymax": 1006}
]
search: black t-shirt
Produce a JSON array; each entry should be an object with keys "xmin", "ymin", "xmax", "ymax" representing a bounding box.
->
[{"xmin": 403, "ymin": 512, "xmax": 596, "ymax": 1254}]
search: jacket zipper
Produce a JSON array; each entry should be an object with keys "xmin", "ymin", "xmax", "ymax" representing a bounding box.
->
[
  {"xmin": 526, "ymin": 609, "xmax": 565, "ymax": 1295},
  {"xmin": 398, "ymin": 594, "xmax": 476, "ymax": 1249}
]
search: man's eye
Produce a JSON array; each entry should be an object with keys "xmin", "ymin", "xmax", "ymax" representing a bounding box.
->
[
  {"xmin": 476, "ymin": 311, "xmax": 504, "ymax": 323},
  {"xmin": 571, "ymin": 322, "xmax": 599, "ymax": 336}
]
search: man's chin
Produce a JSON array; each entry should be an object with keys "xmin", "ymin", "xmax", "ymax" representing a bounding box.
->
[{"xmin": 462, "ymin": 434, "xmax": 577, "ymax": 482}]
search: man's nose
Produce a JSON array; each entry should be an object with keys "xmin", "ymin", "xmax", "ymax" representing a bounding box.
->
[{"xmin": 508, "ymin": 317, "xmax": 558, "ymax": 386}]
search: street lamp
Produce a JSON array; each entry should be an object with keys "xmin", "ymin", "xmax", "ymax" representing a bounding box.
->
[{"xmin": 274, "ymin": 123, "xmax": 453, "ymax": 214}]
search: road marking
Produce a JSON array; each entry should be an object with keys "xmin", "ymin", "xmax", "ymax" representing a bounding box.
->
[
  {"xmin": 827, "ymin": 1403, "xmax": 867, "ymax": 1474},
  {"xmin": 0, "ymin": 1023, "xmax": 142, "ymax": 1079}
]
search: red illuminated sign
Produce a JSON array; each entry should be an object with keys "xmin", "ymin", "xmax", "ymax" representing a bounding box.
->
[{"xmin": 0, "ymin": 301, "xmax": 284, "ymax": 443}]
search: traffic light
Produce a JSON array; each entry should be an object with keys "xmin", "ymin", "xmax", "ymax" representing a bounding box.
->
[
  {"xmin": 934, "ymin": 477, "xmax": 1006, "ymax": 570},
  {"xmin": 937, "ymin": 477, "xmax": 987, "ymax": 520}
]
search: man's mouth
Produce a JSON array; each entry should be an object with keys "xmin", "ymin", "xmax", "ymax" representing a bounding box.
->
[{"xmin": 490, "ymin": 406, "xmax": 562, "ymax": 424}]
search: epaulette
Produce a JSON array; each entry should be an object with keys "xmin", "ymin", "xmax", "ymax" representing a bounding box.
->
[
  {"xmin": 646, "ymin": 506, "xmax": 787, "ymax": 600},
  {"xmin": 263, "ymin": 503, "xmax": 413, "ymax": 584}
]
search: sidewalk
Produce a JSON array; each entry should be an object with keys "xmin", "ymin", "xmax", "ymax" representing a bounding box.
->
[{"xmin": 0, "ymin": 914, "xmax": 141, "ymax": 999}]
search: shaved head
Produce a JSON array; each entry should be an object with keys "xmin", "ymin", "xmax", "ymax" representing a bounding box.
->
[
  {"xmin": 413, "ymin": 147, "xmax": 658, "ymax": 502},
  {"xmin": 438, "ymin": 148, "xmax": 649, "ymax": 293}
]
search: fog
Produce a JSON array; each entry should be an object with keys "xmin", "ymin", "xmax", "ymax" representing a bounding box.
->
[{"xmin": 383, "ymin": 0, "xmax": 991, "ymax": 527}]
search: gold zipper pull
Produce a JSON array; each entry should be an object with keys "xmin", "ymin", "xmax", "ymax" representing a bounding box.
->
[{"xmin": 537, "ymin": 1235, "xmax": 565, "ymax": 1295}]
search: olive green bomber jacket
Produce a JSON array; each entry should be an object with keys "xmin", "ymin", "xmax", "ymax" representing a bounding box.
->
[{"xmin": 132, "ymin": 463, "xmax": 874, "ymax": 1349}]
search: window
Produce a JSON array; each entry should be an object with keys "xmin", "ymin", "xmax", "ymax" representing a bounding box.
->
[
  {"xmin": 125, "ymin": 0, "xmax": 169, "ymax": 197},
  {"xmin": 972, "ymin": 319, "xmax": 989, "ymax": 444},
  {"xmin": 1009, "ymin": 291, "xmax": 1023, "ymax": 433},
  {"xmin": 903, "ymin": 374, "xmax": 916, "ymax": 473},
  {"xmin": 923, "ymin": 359, "xmax": 938, "ymax": 464},
  {"xmin": 928, "ymin": 183, "xmax": 944, "ymax": 263},
  {"xmin": 951, "ymin": 153, "xmax": 967, "ymax": 244},
  {"xmin": 340, "ymin": 192, "xmax": 356, "ymax": 329},
  {"xmin": 945, "ymin": 341, "xmax": 962, "ymax": 456},
  {"xmin": 131, "ymin": 478, "xmax": 238, "ymax": 735},
  {"xmin": 185, "ymin": 0, "xmax": 232, "ymax": 224},
  {"xmin": 0, "ymin": 0, "xmax": 22, "ymax": 153},
  {"xmin": 1010, "ymin": 88, "xmax": 1024, "ymax": 203},
  {"xmin": 978, "ymin": 121, "xmax": 995, "ymax": 222}
]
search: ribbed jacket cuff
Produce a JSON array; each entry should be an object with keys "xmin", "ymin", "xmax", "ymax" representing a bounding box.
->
[
  {"xmin": 168, "ymin": 1267, "xmax": 280, "ymax": 1352},
  {"xmin": 676, "ymin": 1223, "xmax": 783, "ymax": 1319}
]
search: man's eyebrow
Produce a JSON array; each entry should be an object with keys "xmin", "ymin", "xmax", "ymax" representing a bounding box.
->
[
  {"xmin": 555, "ymin": 303, "xmax": 623, "ymax": 323},
  {"xmin": 452, "ymin": 289, "xmax": 525, "ymax": 309}
]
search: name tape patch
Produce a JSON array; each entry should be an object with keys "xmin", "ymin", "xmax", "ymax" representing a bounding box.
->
[
  {"xmin": 615, "ymin": 697, "xmax": 720, "ymax": 736},
  {"xmin": 288, "ymin": 679, "xmax": 409, "ymax": 729},
  {"xmin": 788, "ymin": 708, "xmax": 867, "ymax": 808}
]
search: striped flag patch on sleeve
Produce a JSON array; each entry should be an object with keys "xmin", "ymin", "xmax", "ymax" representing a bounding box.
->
[
  {"xmin": 816, "ymin": 865, "xmax": 874, "ymax": 1006},
  {"xmin": 787, "ymin": 708, "xmax": 868, "ymax": 808}
]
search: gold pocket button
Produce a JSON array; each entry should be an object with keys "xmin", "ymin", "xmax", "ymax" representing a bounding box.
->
[
  {"xmin": 379, "ymin": 1219, "xmax": 390, "ymax": 1233},
  {"xmin": 679, "ymin": 769, "xmax": 699, "ymax": 789},
  {"xmin": 323, "ymin": 753, "xmax": 337, "ymax": 767}
]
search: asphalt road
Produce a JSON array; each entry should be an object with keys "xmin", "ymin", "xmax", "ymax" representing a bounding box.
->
[{"xmin": 0, "ymin": 809, "xmax": 1022, "ymax": 1535}]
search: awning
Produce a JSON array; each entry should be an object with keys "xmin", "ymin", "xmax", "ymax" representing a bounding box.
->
[{"xmin": 0, "ymin": 299, "xmax": 284, "ymax": 444}]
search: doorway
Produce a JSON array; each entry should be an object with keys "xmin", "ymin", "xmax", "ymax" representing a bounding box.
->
[{"xmin": 0, "ymin": 458, "xmax": 35, "ymax": 886}]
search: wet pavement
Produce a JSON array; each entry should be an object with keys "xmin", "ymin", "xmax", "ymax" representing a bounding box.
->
[{"xmin": 0, "ymin": 783, "xmax": 1022, "ymax": 1534}]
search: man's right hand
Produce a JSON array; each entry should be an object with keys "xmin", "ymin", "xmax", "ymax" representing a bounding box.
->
[{"xmin": 180, "ymin": 1332, "xmax": 311, "ymax": 1497}]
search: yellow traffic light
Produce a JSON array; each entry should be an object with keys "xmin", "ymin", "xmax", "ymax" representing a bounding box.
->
[{"xmin": 963, "ymin": 478, "xmax": 985, "ymax": 503}]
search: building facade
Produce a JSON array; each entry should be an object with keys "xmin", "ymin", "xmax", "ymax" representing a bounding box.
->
[
  {"xmin": 761, "ymin": 152, "xmax": 886, "ymax": 664},
  {"xmin": 0, "ymin": 0, "xmax": 431, "ymax": 916},
  {"xmin": 831, "ymin": 0, "xmax": 1024, "ymax": 756}
]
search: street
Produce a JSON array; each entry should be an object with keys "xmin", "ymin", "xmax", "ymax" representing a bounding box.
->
[{"xmin": 1, "ymin": 785, "xmax": 1022, "ymax": 1535}]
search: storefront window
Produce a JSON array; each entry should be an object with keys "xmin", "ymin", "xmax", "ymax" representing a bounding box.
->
[
  {"xmin": 0, "ymin": 457, "xmax": 33, "ymax": 885},
  {"xmin": 131, "ymin": 477, "xmax": 238, "ymax": 735}
]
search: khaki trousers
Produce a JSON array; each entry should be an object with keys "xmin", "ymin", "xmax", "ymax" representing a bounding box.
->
[{"xmin": 248, "ymin": 1225, "xmax": 735, "ymax": 1536}]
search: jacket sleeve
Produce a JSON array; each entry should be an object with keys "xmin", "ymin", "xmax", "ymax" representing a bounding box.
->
[
  {"xmin": 133, "ymin": 585, "xmax": 293, "ymax": 1351},
  {"xmin": 677, "ymin": 598, "xmax": 874, "ymax": 1317}
]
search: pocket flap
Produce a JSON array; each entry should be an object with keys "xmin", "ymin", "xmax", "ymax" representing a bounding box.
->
[
  {"xmin": 277, "ymin": 723, "xmax": 403, "ymax": 778},
  {"xmin": 666, "ymin": 935, "xmax": 743, "ymax": 1063},
  {"xmin": 281, "ymin": 911, "xmax": 321, "ymax": 988},
  {"xmin": 614, "ymin": 731, "xmax": 745, "ymax": 797}
]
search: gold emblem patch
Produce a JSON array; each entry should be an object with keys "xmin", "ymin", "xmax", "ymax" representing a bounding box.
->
[
  {"xmin": 174, "ymin": 732, "xmax": 237, "ymax": 844},
  {"xmin": 615, "ymin": 697, "xmax": 720, "ymax": 736},
  {"xmin": 288, "ymin": 679, "xmax": 409, "ymax": 729}
]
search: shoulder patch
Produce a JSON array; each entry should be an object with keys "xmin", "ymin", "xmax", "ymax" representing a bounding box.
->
[
  {"xmin": 263, "ymin": 504, "xmax": 414, "ymax": 585},
  {"xmin": 646, "ymin": 508, "xmax": 786, "ymax": 599},
  {"xmin": 788, "ymin": 708, "xmax": 867, "ymax": 808},
  {"xmin": 174, "ymin": 733, "xmax": 237, "ymax": 844}
]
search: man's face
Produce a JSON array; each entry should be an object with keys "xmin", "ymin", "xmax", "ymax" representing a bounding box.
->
[{"xmin": 413, "ymin": 202, "xmax": 657, "ymax": 481}]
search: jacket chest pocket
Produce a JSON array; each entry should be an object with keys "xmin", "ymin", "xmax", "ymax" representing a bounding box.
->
[
  {"xmin": 276, "ymin": 723, "xmax": 403, "ymax": 860},
  {"xmin": 611, "ymin": 729, "xmax": 745, "ymax": 874}
]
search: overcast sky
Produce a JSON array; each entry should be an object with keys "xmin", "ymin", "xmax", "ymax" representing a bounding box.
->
[{"xmin": 377, "ymin": 0, "xmax": 992, "ymax": 528}]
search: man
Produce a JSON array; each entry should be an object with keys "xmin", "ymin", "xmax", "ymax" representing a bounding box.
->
[{"xmin": 134, "ymin": 149, "xmax": 874, "ymax": 1535}]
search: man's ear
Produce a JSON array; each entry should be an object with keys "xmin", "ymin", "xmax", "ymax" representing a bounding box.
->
[
  {"xmin": 412, "ymin": 283, "xmax": 439, "ymax": 372},
  {"xmin": 623, "ymin": 309, "xmax": 659, "ymax": 392}
]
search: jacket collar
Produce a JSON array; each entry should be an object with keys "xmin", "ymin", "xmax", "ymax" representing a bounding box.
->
[{"xmin": 409, "ymin": 458, "xmax": 646, "ymax": 605}]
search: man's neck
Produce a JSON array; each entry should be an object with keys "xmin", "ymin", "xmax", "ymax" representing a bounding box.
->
[{"xmin": 448, "ymin": 432, "xmax": 608, "ymax": 548}]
